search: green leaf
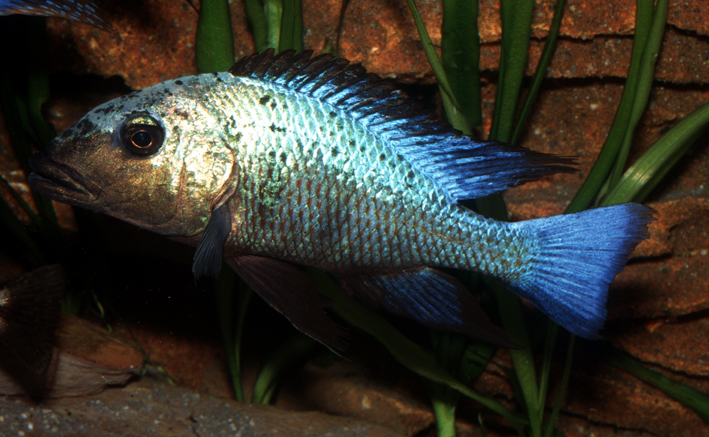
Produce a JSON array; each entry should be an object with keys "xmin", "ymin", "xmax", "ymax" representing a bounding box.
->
[
  {"xmin": 441, "ymin": 0, "xmax": 481, "ymax": 128},
  {"xmin": 608, "ymin": 0, "xmax": 668, "ymax": 189},
  {"xmin": 251, "ymin": 333, "xmax": 316, "ymax": 404},
  {"xmin": 0, "ymin": 35, "xmax": 63, "ymax": 254},
  {"xmin": 565, "ymin": 0, "xmax": 655, "ymax": 213},
  {"xmin": 490, "ymin": 278, "xmax": 542, "ymax": 435},
  {"xmin": 245, "ymin": 0, "xmax": 268, "ymax": 52},
  {"xmin": 602, "ymin": 98, "xmax": 709, "ymax": 205},
  {"xmin": 425, "ymin": 331, "xmax": 467, "ymax": 437},
  {"xmin": 542, "ymin": 334, "xmax": 574, "ymax": 437},
  {"xmin": 511, "ymin": 0, "xmax": 566, "ymax": 145},
  {"xmin": 279, "ymin": 0, "xmax": 303, "ymax": 53},
  {"xmin": 488, "ymin": 0, "xmax": 534, "ymax": 144},
  {"xmin": 404, "ymin": 0, "xmax": 472, "ymax": 135},
  {"xmin": 215, "ymin": 267, "xmax": 251, "ymax": 403},
  {"xmin": 195, "ymin": 0, "xmax": 235, "ymax": 73},
  {"xmin": 264, "ymin": 0, "xmax": 283, "ymax": 51}
]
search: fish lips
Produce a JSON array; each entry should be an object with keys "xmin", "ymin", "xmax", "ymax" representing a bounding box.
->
[{"xmin": 28, "ymin": 152, "xmax": 101, "ymax": 206}]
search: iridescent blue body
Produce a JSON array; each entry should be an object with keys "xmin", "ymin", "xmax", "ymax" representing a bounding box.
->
[
  {"xmin": 223, "ymin": 74, "xmax": 527, "ymax": 279},
  {"xmin": 28, "ymin": 50, "xmax": 653, "ymax": 349}
]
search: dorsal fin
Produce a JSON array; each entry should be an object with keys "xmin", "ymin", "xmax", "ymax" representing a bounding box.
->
[{"xmin": 229, "ymin": 50, "xmax": 576, "ymax": 203}]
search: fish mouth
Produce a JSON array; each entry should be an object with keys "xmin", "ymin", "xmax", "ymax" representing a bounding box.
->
[{"xmin": 28, "ymin": 152, "xmax": 101, "ymax": 205}]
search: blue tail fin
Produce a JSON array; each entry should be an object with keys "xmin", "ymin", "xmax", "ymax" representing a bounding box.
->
[{"xmin": 508, "ymin": 203, "xmax": 654, "ymax": 338}]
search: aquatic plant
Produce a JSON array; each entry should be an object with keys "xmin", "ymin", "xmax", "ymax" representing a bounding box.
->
[
  {"xmin": 191, "ymin": 0, "xmax": 709, "ymax": 434},
  {"xmin": 1, "ymin": 0, "xmax": 708, "ymax": 434}
]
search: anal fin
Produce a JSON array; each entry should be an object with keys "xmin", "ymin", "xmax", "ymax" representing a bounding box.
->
[
  {"xmin": 226, "ymin": 256, "xmax": 347, "ymax": 353},
  {"xmin": 340, "ymin": 267, "xmax": 515, "ymax": 348}
]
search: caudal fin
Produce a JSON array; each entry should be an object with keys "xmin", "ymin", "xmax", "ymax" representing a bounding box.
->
[{"xmin": 508, "ymin": 203, "xmax": 654, "ymax": 338}]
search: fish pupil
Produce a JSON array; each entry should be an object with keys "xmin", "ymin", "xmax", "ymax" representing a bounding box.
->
[{"xmin": 132, "ymin": 130, "xmax": 153, "ymax": 148}]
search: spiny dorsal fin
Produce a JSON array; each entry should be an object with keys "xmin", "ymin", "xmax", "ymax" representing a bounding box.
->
[{"xmin": 229, "ymin": 49, "xmax": 576, "ymax": 203}]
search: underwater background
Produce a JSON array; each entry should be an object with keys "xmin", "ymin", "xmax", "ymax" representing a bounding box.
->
[{"xmin": 0, "ymin": 0, "xmax": 708, "ymax": 435}]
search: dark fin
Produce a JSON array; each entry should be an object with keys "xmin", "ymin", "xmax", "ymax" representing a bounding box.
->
[
  {"xmin": 192, "ymin": 204, "xmax": 231, "ymax": 279},
  {"xmin": 340, "ymin": 266, "xmax": 515, "ymax": 348},
  {"xmin": 229, "ymin": 50, "xmax": 576, "ymax": 202},
  {"xmin": 226, "ymin": 256, "xmax": 347, "ymax": 353},
  {"xmin": 509, "ymin": 203, "xmax": 655, "ymax": 339},
  {"xmin": 0, "ymin": 264, "xmax": 65, "ymax": 399},
  {"xmin": 0, "ymin": 0, "xmax": 113, "ymax": 30}
]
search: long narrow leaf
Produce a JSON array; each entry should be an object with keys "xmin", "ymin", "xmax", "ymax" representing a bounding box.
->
[
  {"xmin": 279, "ymin": 0, "xmax": 303, "ymax": 52},
  {"xmin": 511, "ymin": 0, "xmax": 566, "ymax": 145},
  {"xmin": 429, "ymin": 393, "xmax": 457, "ymax": 437},
  {"xmin": 441, "ymin": 0, "xmax": 481, "ymax": 128},
  {"xmin": 489, "ymin": 277, "xmax": 541, "ymax": 435},
  {"xmin": 425, "ymin": 331, "xmax": 467, "ymax": 437},
  {"xmin": 404, "ymin": 0, "xmax": 471, "ymax": 134},
  {"xmin": 602, "ymin": 99, "xmax": 709, "ymax": 205},
  {"xmin": 488, "ymin": 0, "xmax": 534, "ymax": 144},
  {"xmin": 264, "ymin": 0, "xmax": 283, "ymax": 51},
  {"xmin": 195, "ymin": 0, "xmax": 235, "ymax": 73},
  {"xmin": 608, "ymin": 0, "xmax": 668, "ymax": 188},
  {"xmin": 215, "ymin": 266, "xmax": 242, "ymax": 402},
  {"xmin": 245, "ymin": 0, "xmax": 268, "ymax": 52},
  {"xmin": 251, "ymin": 334, "xmax": 315, "ymax": 404},
  {"xmin": 0, "ymin": 63, "xmax": 61, "ymax": 250},
  {"xmin": 542, "ymin": 335, "xmax": 575, "ymax": 437},
  {"xmin": 565, "ymin": 0, "xmax": 655, "ymax": 213}
]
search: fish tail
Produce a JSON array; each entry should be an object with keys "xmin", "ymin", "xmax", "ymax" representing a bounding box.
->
[{"xmin": 506, "ymin": 203, "xmax": 654, "ymax": 338}]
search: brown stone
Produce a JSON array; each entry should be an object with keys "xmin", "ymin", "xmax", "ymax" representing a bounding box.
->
[
  {"xmin": 561, "ymin": 355, "xmax": 709, "ymax": 437},
  {"xmin": 0, "ymin": 377, "xmax": 404, "ymax": 437},
  {"xmin": 42, "ymin": 0, "xmax": 709, "ymax": 88}
]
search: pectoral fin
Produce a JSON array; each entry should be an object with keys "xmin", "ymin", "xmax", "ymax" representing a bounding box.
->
[
  {"xmin": 340, "ymin": 266, "xmax": 514, "ymax": 348},
  {"xmin": 226, "ymin": 256, "xmax": 347, "ymax": 353},
  {"xmin": 193, "ymin": 204, "xmax": 232, "ymax": 279}
]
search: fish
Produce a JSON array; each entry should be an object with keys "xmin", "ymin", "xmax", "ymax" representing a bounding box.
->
[
  {"xmin": 0, "ymin": 264, "xmax": 64, "ymax": 399},
  {"xmin": 0, "ymin": 0, "xmax": 200, "ymax": 28},
  {"xmin": 0, "ymin": 0, "xmax": 111, "ymax": 29},
  {"xmin": 27, "ymin": 50, "xmax": 654, "ymax": 350}
]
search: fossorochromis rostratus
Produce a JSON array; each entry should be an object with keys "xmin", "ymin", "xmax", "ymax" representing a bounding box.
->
[
  {"xmin": 0, "ymin": 0, "xmax": 111, "ymax": 29},
  {"xmin": 28, "ymin": 50, "xmax": 654, "ymax": 350}
]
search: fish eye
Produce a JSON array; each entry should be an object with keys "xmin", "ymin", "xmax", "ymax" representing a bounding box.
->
[{"xmin": 119, "ymin": 113, "xmax": 165, "ymax": 155}]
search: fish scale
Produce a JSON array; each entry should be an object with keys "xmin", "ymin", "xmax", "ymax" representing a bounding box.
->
[
  {"xmin": 220, "ymin": 74, "xmax": 524, "ymax": 280},
  {"xmin": 28, "ymin": 50, "xmax": 654, "ymax": 346}
]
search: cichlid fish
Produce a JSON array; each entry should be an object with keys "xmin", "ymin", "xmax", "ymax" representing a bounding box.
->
[
  {"xmin": 28, "ymin": 50, "xmax": 653, "ymax": 349},
  {"xmin": 0, "ymin": 265, "xmax": 64, "ymax": 398},
  {"xmin": 0, "ymin": 0, "xmax": 110, "ymax": 29}
]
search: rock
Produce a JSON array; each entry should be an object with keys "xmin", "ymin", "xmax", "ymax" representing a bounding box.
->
[
  {"xmin": 0, "ymin": 377, "xmax": 404, "ymax": 437},
  {"xmin": 43, "ymin": 0, "xmax": 709, "ymax": 88}
]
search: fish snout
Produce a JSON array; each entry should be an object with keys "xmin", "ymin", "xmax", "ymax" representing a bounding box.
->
[{"xmin": 28, "ymin": 152, "xmax": 101, "ymax": 205}]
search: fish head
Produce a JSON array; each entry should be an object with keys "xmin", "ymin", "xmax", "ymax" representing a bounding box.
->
[{"xmin": 29, "ymin": 78, "xmax": 238, "ymax": 237}]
